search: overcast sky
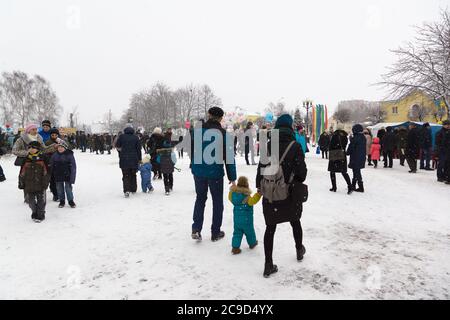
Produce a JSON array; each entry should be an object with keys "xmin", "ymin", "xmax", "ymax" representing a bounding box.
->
[{"xmin": 0, "ymin": 0, "xmax": 447, "ymax": 124}]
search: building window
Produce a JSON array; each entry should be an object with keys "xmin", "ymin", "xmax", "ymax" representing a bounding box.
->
[{"xmin": 392, "ymin": 107, "xmax": 398, "ymax": 114}]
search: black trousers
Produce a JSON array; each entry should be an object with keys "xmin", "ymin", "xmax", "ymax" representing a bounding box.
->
[
  {"xmin": 330, "ymin": 171, "xmax": 351, "ymax": 188},
  {"xmin": 352, "ymin": 168, "xmax": 363, "ymax": 185},
  {"xmin": 367, "ymin": 155, "xmax": 372, "ymax": 165},
  {"xmin": 49, "ymin": 175, "xmax": 58, "ymax": 199},
  {"xmin": 28, "ymin": 191, "xmax": 46, "ymax": 220},
  {"xmin": 384, "ymin": 151, "xmax": 393, "ymax": 167},
  {"xmin": 264, "ymin": 220, "xmax": 302, "ymax": 264},
  {"xmin": 178, "ymin": 149, "xmax": 184, "ymax": 158},
  {"xmin": 321, "ymin": 150, "xmax": 328, "ymax": 159},
  {"xmin": 163, "ymin": 173, "xmax": 173, "ymax": 192},
  {"xmin": 121, "ymin": 168, "xmax": 137, "ymax": 193},
  {"xmin": 407, "ymin": 157, "xmax": 417, "ymax": 172}
]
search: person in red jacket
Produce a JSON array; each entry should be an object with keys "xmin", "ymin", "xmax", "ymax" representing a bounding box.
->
[{"xmin": 370, "ymin": 137, "xmax": 381, "ymax": 168}]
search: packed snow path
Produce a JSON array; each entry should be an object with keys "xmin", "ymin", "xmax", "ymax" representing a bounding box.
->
[{"xmin": 1, "ymin": 150, "xmax": 449, "ymax": 299}]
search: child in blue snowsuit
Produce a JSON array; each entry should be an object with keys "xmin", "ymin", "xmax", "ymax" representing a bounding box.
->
[
  {"xmin": 228, "ymin": 176, "xmax": 261, "ymax": 254},
  {"xmin": 139, "ymin": 156, "xmax": 154, "ymax": 193}
]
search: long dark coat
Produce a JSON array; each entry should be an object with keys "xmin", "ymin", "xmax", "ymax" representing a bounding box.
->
[
  {"xmin": 116, "ymin": 127, "xmax": 142, "ymax": 169},
  {"xmin": 382, "ymin": 131, "xmax": 397, "ymax": 152},
  {"xmin": 328, "ymin": 130, "xmax": 348, "ymax": 173},
  {"xmin": 407, "ymin": 127, "xmax": 421, "ymax": 158},
  {"xmin": 256, "ymin": 126, "xmax": 307, "ymax": 226},
  {"xmin": 318, "ymin": 132, "xmax": 330, "ymax": 151},
  {"xmin": 347, "ymin": 124, "xmax": 366, "ymax": 170}
]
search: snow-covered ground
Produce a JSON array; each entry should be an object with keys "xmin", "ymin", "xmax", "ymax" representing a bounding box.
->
[{"xmin": 0, "ymin": 149, "xmax": 449, "ymax": 300}]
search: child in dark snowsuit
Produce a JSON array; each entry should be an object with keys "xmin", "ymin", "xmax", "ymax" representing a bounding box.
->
[
  {"xmin": 20, "ymin": 141, "xmax": 50, "ymax": 222},
  {"xmin": 157, "ymin": 139, "xmax": 176, "ymax": 195},
  {"xmin": 139, "ymin": 155, "xmax": 154, "ymax": 193},
  {"xmin": 228, "ymin": 176, "xmax": 261, "ymax": 254}
]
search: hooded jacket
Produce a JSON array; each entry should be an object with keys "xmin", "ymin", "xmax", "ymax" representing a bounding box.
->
[
  {"xmin": 228, "ymin": 185, "xmax": 261, "ymax": 219},
  {"xmin": 116, "ymin": 127, "xmax": 142, "ymax": 169},
  {"xmin": 347, "ymin": 124, "xmax": 366, "ymax": 170},
  {"xmin": 370, "ymin": 137, "xmax": 381, "ymax": 160},
  {"xmin": 50, "ymin": 149, "xmax": 77, "ymax": 184}
]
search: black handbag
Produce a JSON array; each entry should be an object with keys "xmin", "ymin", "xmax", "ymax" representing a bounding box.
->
[
  {"xmin": 329, "ymin": 149, "xmax": 346, "ymax": 161},
  {"xmin": 291, "ymin": 182, "xmax": 308, "ymax": 203},
  {"xmin": 14, "ymin": 157, "xmax": 26, "ymax": 167},
  {"xmin": 329, "ymin": 135, "xmax": 346, "ymax": 161}
]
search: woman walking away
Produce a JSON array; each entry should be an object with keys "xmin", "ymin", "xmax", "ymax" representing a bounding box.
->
[
  {"xmin": 328, "ymin": 127, "xmax": 352, "ymax": 194},
  {"xmin": 347, "ymin": 124, "xmax": 366, "ymax": 193},
  {"xmin": 256, "ymin": 114, "xmax": 307, "ymax": 278},
  {"xmin": 50, "ymin": 141, "xmax": 77, "ymax": 208},
  {"xmin": 229, "ymin": 176, "xmax": 261, "ymax": 255},
  {"xmin": 147, "ymin": 127, "xmax": 164, "ymax": 180},
  {"xmin": 116, "ymin": 125, "xmax": 142, "ymax": 197},
  {"xmin": 157, "ymin": 135, "xmax": 176, "ymax": 195},
  {"xmin": 370, "ymin": 137, "xmax": 381, "ymax": 168}
]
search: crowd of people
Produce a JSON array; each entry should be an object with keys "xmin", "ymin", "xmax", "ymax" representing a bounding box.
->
[
  {"xmin": 1, "ymin": 111, "xmax": 450, "ymax": 278},
  {"xmin": 316, "ymin": 120, "xmax": 450, "ymax": 190}
]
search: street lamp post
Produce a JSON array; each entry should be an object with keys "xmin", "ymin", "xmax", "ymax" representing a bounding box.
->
[{"xmin": 302, "ymin": 99, "xmax": 313, "ymax": 137}]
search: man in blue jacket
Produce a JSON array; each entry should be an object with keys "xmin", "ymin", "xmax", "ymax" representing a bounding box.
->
[
  {"xmin": 38, "ymin": 120, "xmax": 52, "ymax": 144},
  {"xmin": 191, "ymin": 107, "xmax": 237, "ymax": 241}
]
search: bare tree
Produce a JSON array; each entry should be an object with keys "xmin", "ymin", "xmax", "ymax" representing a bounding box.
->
[
  {"xmin": 408, "ymin": 103, "xmax": 432, "ymax": 122},
  {"xmin": 367, "ymin": 102, "xmax": 387, "ymax": 124},
  {"xmin": 198, "ymin": 84, "xmax": 222, "ymax": 117},
  {"xmin": 32, "ymin": 75, "xmax": 62, "ymax": 125},
  {"xmin": 1, "ymin": 71, "xmax": 35, "ymax": 127},
  {"xmin": 0, "ymin": 71, "xmax": 62, "ymax": 127},
  {"xmin": 379, "ymin": 9, "xmax": 450, "ymax": 117},
  {"xmin": 333, "ymin": 108, "xmax": 352, "ymax": 124},
  {"xmin": 265, "ymin": 101, "xmax": 286, "ymax": 116}
]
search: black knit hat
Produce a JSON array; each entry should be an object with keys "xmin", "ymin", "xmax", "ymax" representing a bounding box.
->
[
  {"xmin": 28, "ymin": 141, "xmax": 41, "ymax": 150},
  {"xmin": 49, "ymin": 128, "xmax": 59, "ymax": 135},
  {"xmin": 42, "ymin": 120, "xmax": 51, "ymax": 127},
  {"xmin": 208, "ymin": 107, "xmax": 224, "ymax": 118}
]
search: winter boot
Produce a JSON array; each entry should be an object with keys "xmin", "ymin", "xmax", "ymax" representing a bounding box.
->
[
  {"xmin": 329, "ymin": 175, "xmax": 337, "ymax": 192},
  {"xmin": 297, "ymin": 245, "xmax": 306, "ymax": 261},
  {"xmin": 0, "ymin": 175, "xmax": 5, "ymax": 182},
  {"xmin": 348, "ymin": 179, "xmax": 356, "ymax": 195},
  {"xmin": 355, "ymin": 181, "xmax": 364, "ymax": 193},
  {"xmin": 58, "ymin": 201, "xmax": 65, "ymax": 208},
  {"xmin": 211, "ymin": 231, "xmax": 225, "ymax": 242},
  {"xmin": 124, "ymin": 192, "xmax": 130, "ymax": 198},
  {"xmin": 53, "ymin": 195, "xmax": 59, "ymax": 202},
  {"xmin": 231, "ymin": 247, "xmax": 242, "ymax": 254},
  {"xmin": 263, "ymin": 262, "xmax": 278, "ymax": 278},
  {"xmin": 249, "ymin": 241, "xmax": 258, "ymax": 249},
  {"xmin": 191, "ymin": 230, "xmax": 202, "ymax": 241},
  {"xmin": 68, "ymin": 200, "xmax": 76, "ymax": 208}
]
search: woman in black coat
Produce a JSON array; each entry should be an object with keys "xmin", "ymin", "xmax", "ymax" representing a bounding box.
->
[
  {"xmin": 115, "ymin": 126, "xmax": 142, "ymax": 197},
  {"xmin": 347, "ymin": 124, "xmax": 366, "ymax": 192},
  {"xmin": 147, "ymin": 128, "xmax": 165, "ymax": 179},
  {"xmin": 256, "ymin": 114, "xmax": 307, "ymax": 278},
  {"xmin": 328, "ymin": 129, "xmax": 352, "ymax": 194}
]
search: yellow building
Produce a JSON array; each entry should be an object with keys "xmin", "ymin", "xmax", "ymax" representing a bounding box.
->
[{"xmin": 381, "ymin": 90, "xmax": 447, "ymax": 123}]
